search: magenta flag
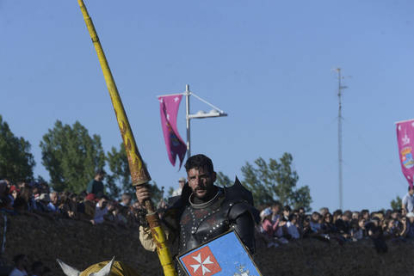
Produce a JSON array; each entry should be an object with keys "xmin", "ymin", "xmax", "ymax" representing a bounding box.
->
[
  {"xmin": 396, "ymin": 119, "xmax": 414, "ymax": 188},
  {"xmin": 158, "ymin": 94, "xmax": 187, "ymax": 168}
]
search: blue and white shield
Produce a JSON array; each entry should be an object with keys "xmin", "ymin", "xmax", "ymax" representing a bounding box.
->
[{"xmin": 177, "ymin": 231, "xmax": 262, "ymax": 276}]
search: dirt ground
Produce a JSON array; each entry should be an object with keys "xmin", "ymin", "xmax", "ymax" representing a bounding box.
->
[{"xmin": 1, "ymin": 214, "xmax": 414, "ymax": 276}]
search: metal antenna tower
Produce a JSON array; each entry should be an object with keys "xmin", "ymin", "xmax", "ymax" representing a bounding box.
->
[{"xmin": 336, "ymin": 68, "xmax": 347, "ymax": 210}]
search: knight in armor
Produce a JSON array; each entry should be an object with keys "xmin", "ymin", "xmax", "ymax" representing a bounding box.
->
[{"xmin": 136, "ymin": 154, "xmax": 259, "ymax": 261}]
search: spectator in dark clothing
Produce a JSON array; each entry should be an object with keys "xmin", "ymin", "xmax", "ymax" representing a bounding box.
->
[
  {"xmin": 120, "ymin": 193, "xmax": 132, "ymax": 207},
  {"xmin": 366, "ymin": 217, "xmax": 388, "ymax": 253},
  {"xmin": 18, "ymin": 187, "xmax": 37, "ymax": 212},
  {"xmin": 335, "ymin": 218, "xmax": 349, "ymax": 238},
  {"xmin": 47, "ymin": 192, "xmax": 60, "ymax": 213},
  {"xmin": 350, "ymin": 219, "xmax": 363, "ymax": 241},
  {"xmin": 9, "ymin": 185, "xmax": 19, "ymax": 207},
  {"xmin": 16, "ymin": 181, "xmax": 27, "ymax": 190},
  {"xmin": 59, "ymin": 192, "xmax": 78, "ymax": 219},
  {"xmin": 403, "ymin": 212, "xmax": 414, "ymax": 238},
  {"xmin": 86, "ymin": 170, "xmax": 106, "ymax": 198},
  {"xmin": 282, "ymin": 205, "xmax": 291, "ymax": 221},
  {"xmin": 322, "ymin": 212, "xmax": 336, "ymax": 234},
  {"xmin": 35, "ymin": 194, "xmax": 50, "ymax": 213},
  {"xmin": 79, "ymin": 193, "xmax": 96, "ymax": 221},
  {"xmin": 361, "ymin": 209, "xmax": 370, "ymax": 221}
]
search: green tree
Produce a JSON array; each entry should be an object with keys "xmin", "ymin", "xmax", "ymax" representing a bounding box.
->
[
  {"xmin": 40, "ymin": 120, "xmax": 105, "ymax": 192},
  {"xmin": 0, "ymin": 115, "xmax": 35, "ymax": 182},
  {"xmin": 390, "ymin": 196, "xmax": 402, "ymax": 210},
  {"xmin": 150, "ymin": 182, "xmax": 165, "ymax": 206},
  {"xmin": 106, "ymin": 143, "xmax": 132, "ymax": 198},
  {"xmin": 106, "ymin": 143, "xmax": 164, "ymax": 202},
  {"xmin": 241, "ymin": 153, "xmax": 312, "ymax": 211}
]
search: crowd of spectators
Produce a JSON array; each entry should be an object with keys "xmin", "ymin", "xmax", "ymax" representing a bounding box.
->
[
  {"xmin": 2, "ymin": 176, "xmax": 414, "ymax": 257},
  {"xmin": 0, "ymin": 178, "xmax": 146, "ymax": 229},
  {"xmin": 256, "ymin": 202, "xmax": 414, "ymax": 252},
  {"xmin": 0, "ymin": 174, "xmax": 149, "ymax": 276}
]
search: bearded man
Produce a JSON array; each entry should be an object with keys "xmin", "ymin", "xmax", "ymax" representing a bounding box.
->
[{"xmin": 136, "ymin": 154, "xmax": 258, "ymax": 262}]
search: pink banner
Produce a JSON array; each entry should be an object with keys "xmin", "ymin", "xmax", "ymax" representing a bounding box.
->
[
  {"xmin": 158, "ymin": 94, "xmax": 187, "ymax": 168},
  {"xmin": 396, "ymin": 119, "xmax": 414, "ymax": 188}
]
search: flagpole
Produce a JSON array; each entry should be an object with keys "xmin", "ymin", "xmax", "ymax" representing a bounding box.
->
[
  {"xmin": 185, "ymin": 84, "xmax": 191, "ymax": 159},
  {"xmin": 160, "ymin": 84, "xmax": 227, "ymax": 163}
]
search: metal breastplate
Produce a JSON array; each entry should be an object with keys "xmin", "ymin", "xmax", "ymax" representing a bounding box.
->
[{"xmin": 179, "ymin": 190, "xmax": 231, "ymax": 254}]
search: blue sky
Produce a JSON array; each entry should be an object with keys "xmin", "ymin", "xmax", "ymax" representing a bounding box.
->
[{"xmin": 1, "ymin": 0, "xmax": 413, "ymax": 212}]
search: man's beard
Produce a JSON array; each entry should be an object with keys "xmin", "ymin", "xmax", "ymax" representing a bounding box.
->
[{"xmin": 192, "ymin": 185, "xmax": 217, "ymax": 203}]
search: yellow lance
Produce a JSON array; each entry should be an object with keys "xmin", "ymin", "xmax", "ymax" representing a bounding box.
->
[{"xmin": 77, "ymin": 1, "xmax": 177, "ymax": 275}]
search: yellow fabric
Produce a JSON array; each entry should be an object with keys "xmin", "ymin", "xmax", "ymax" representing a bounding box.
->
[{"xmin": 79, "ymin": 261, "xmax": 140, "ymax": 276}]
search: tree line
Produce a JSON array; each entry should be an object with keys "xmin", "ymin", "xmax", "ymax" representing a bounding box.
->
[{"xmin": 0, "ymin": 115, "xmax": 312, "ymax": 210}]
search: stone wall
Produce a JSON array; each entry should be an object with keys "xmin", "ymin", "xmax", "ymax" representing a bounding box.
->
[{"xmin": 1, "ymin": 214, "xmax": 413, "ymax": 276}]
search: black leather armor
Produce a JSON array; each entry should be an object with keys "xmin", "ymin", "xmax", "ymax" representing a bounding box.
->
[{"xmin": 170, "ymin": 179, "xmax": 258, "ymax": 255}]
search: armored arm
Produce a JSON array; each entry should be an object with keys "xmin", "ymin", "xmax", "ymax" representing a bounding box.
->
[{"xmin": 228, "ymin": 202, "xmax": 257, "ymax": 254}]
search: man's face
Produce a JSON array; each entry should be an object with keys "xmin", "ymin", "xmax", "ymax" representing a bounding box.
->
[
  {"xmin": 187, "ymin": 166, "xmax": 216, "ymax": 200},
  {"xmin": 106, "ymin": 202, "xmax": 114, "ymax": 211},
  {"xmin": 133, "ymin": 201, "xmax": 141, "ymax": 209},
  {"xmin": 50, "ymin": 194, "xmax": 58, "ymax": 204},
  {"xmin": 97, "ymin": 173, "xmax": 105, "ymax": 181},
  {"xmin": 122, "ymin": 195, "xmax": 131, "ymax": 205},
  {"xmin": 409, "ymin": 189, "xmax": 414, "ymax": 196},
  {"xmin": 99, "ymin": 198, "xmax": 108, "ymax": 208}
]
